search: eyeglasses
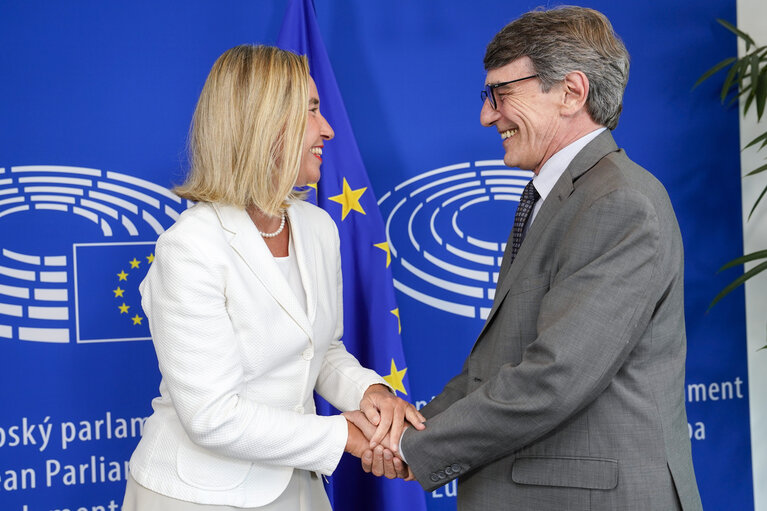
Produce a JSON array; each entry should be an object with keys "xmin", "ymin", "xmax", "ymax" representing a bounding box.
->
[{"xmin": 481, "ymin": 74, "xmax": 539, "ymax": 109}]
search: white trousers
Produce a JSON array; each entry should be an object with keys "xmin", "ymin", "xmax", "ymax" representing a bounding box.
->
[{"xmin": 122, "ymin": 470, "xmax": 333, "ymax": 511}]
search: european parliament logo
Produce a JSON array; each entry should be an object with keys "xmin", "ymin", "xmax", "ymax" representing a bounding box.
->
[
  {"xmin": 378, "ymin": 160, "xmax": 533, "ymax": 321},
  {"xmin": 0, "ymin": 165, "xmax": 187, "ymax": 343}
]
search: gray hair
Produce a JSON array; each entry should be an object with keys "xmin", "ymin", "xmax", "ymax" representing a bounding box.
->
[{"xmin": 484, "ymin": 6, "xmax": 630, "ymax": 130}]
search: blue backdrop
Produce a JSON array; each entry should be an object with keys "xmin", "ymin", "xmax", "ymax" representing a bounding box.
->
[{"xmin": 0, "ymin": 1, "xmax": 751, "ymax": 510}]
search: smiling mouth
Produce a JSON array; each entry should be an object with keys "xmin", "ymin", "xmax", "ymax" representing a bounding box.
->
[
  {"xmin": 310, "ymin": 146, "xmax": 323, "ymax": 161},
  {"xmin": 501, "ymin": 128, "xmax": 518, "ymax": 140}
]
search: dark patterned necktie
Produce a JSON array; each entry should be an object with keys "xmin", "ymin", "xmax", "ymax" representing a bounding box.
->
[{"xmin": 510, "ymin": 180, "xmax": 540, "ymax": 263}]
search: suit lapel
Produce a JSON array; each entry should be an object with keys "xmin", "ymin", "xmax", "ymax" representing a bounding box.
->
[
  {"xmin": 212, "ymin": 203, "xmax": 314, "ymax": 341},
  {"xmin": 476, "ymin": 130, "xmax": 620, "ymax": 341},
  {"xmin": 476, "ymin": 174, "xmax": 572, "ymax": 340},
  {"xmin": 564, "ymin": 129, "xmax": 619, "ymax": 183}
]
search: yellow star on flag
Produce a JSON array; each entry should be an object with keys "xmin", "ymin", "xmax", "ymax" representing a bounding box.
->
[
  {"xmin": 129, "ymin": 258, "xmax": 141, "ymax": 269},
  {"xmin": 113, "ymin": 287, "xmax": 125, "ymax": 298},
  {"xmin": 146, "ymin": 253, "xmax": 155, "ymax": 263},
  {"xmin": 307, "ymin": 182, "xmax": 317, "ymax": 193},
  {"xmin": 328, "ymin": 178, "xmax": 366, "ymax": 220},
  {"xmin": 132, "ymin": 314, "xmax": 144, "ymax": 325},
  {"xmin": 390, "ymin": 308, "xmax": 401, "ymax": 334},
  {"xmin": 117, "ymin": 270, "xmax": 128, "ymax": 281},
  {"xmin": 383, "ymin": 359, "xmax": 408, "ymax": 396},
  {"xmin": 118, "ymin": 303, "xmax": 130, "ymax": 314},
  {"xmin": 374, "ymin": 241, "xmax": 391, "ymax": 267}
]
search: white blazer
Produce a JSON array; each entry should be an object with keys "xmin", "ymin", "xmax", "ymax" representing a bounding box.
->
[{"xmin": 128, "ymin": 200, "xmax": 388, "ymax": 508}]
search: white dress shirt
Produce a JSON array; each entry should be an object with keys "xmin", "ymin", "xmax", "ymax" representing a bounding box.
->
[{"xmin": 275, "ymin": 230, "xmax": 307, "ymax": 315}]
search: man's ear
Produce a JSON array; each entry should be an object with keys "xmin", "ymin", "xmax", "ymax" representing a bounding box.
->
[{"xmin": 561, "ymin": 70, "xmax": 589, "ymax": 116}]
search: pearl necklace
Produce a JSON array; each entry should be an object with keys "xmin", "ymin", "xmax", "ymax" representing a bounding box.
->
[{"xmin": 258, "ymin": 211, "xmax": 286, "ymax": 238}]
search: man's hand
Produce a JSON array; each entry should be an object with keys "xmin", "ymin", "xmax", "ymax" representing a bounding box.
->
[
  {"xmin": 362, "ymin": 446, "xmax": 415, "ymax": 480},
  {"xmin": 345, "ymin": 410, "xmax": 414, "ymax": 480},
  {"xmin": 359, "ymin": 384, "xmax": 426, "ymax": 452}
]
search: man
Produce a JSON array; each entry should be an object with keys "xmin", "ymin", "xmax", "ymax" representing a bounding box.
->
[{"xmin": 356, "ymin": 6, "xmax": 703, "ymax": 510}]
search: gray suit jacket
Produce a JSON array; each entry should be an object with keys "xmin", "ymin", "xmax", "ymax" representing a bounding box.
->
[{"xmin": 402, "ymin": 131, "xmax": 702, "ymax": 510}]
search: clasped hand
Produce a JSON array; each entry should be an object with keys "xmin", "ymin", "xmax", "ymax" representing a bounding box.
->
[{"xmin": 343, "ymin": 384, "xmax": 425, "ymax": 480}]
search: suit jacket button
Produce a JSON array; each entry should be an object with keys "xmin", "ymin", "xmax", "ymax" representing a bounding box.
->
[
  {"xmin": 445, "ymin": 466, "xmax": 453, "ymax": 475},
  {"xmin": 294, "ymin": 405, "xmax": 304, "ymax": 414},
  {"xmin": 302, "ymin": 347, "xmax": 314, "ymax": 360},
  {"xmin": 430, "ymin": 473, "xmax": 440, "ymax": 482},
  {"xmin": 451, "ymin": 463, "xmax": 461, "ymax": 473},
  {"xmin": 437, "ymin": 470, "xmax": 446, "ymax": 479}
]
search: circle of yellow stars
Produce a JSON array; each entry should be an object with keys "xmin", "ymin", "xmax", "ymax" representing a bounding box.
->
[{"xmin": 113, "ymin": 253, "xmax": 154, "ymax": 325}]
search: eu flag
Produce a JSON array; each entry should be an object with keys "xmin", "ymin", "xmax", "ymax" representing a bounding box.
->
[
  {"xmin": 278, "ymin": 1, "xmax": 428, "ymax": 510},
  {"xmin": 73, "ymin": 242, "xmax": 155, "ymax": 343}
]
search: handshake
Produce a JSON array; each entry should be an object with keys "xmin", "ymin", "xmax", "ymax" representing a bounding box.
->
[{"xmin": 342, "ymin": 384, "xmax": 427, "ymax": 481}]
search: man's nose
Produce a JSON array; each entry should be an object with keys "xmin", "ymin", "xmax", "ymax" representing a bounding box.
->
[{"xmin": 480, "ymin": 99, "xmax": 500, "ymax": 127}]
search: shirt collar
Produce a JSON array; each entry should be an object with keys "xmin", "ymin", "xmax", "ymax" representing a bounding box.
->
[{"xmin": 532, "ymin": 127, "xmax": 606, "ymax": 201}]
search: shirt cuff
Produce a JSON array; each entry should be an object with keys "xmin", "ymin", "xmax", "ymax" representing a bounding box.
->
[{"xmin": 398, "ymin": 428, "xmax": 407, "ymax": 463}]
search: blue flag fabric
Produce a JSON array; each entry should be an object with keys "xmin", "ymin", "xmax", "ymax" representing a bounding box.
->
[{"xmin": 277, "ymin": 1, "xmax": 428, "ymax": 510}]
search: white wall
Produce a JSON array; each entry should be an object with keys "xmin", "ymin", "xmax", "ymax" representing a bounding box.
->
[{"xmin": 737, "ymin": 0, "xmax": 767, "ymax": 508}]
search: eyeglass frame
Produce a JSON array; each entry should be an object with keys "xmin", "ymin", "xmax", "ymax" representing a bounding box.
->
[{"xmin": 481, "ymin": 74, "xmax": 539, "ymax": 109}]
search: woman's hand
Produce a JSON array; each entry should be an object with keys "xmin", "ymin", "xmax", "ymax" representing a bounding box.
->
[
  {"xmin": 343, "ymin": 415, "xmax": 371, "ymax": 459},
  {"xmin": 359, "ymin": 384, "xmax": 426, "ymax": 452}
]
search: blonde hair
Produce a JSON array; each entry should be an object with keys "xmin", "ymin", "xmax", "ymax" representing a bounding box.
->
[{"xmin": 174, "ymin": 45, "xmax": 309, "ymax": 215}]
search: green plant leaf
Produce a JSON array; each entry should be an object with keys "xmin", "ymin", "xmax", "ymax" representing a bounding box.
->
[
  {"xmin": 729, "ymin": 83, "xmax": 754, "ymax": 107},
  {"xmin": 745, "ymin": 162, "xmax": 767, "ymax": 177},
  {"xmin": 757, "ymin": 65, "xmax": 767, "ymax": 121},
  {"xmin": 692, "ymin": 57, "xmax": 736, "ymax": 90},
  {"xmin": 718, "ymin": 249, "xmax": 767, "ymax": 271},
  {"xmin": 709, "ymin": 259, "xmax": 767, "ymax": 310},
  {"xmin": 721, "ymin": 58, "xmax": 743, "ymax": 103},
  {"xmin": 744, "ymin": 130, "xmax": 767, "ymax": 150},
  {"xmin": 717, "ymin": 18, "xmax": 755, "ymax": 51},
  {"xmin": 748, "ymin": 184, "xmax": 767, "ymax": 220},
  {"xmin": 737, "ymin": 83, "xmax": 753, "ymax": 96},
  {"xmin": 742, "ymin": 86, "xmax": 755, "ymax": 111},
  {"xmin": 751, "ymin": 52, "xmax": 764, "ymax": 115},
  {"xmin": 726, "ymin": 80, "xmax": 751, "ymax": 105}
]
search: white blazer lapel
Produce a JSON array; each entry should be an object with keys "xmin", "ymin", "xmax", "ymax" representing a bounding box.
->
[
  {"xmin": 212, "ymin": 203, "xmax": 314, "ymax": 340},
  {"xmin": 286, "ymin": 203, "xmax": 319, "ymax": 325}
]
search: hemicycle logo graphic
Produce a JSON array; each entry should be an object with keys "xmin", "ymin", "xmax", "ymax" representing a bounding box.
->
[
  {"xmin": 379, "ymin": 160, "xmax": 533, "ymax": 320},
  {"xmin": 0, "ymin": 165, "xmax": 189, "ymax": 343}
]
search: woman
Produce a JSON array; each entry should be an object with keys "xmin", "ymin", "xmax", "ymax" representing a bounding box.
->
[{"xmin": 123, "ymin": 45, "xmax": 423, "ymax": 510}]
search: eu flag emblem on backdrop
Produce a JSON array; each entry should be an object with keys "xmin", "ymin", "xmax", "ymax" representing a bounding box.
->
[
  {"xmin": 278, "ymin": 1, "xmax": 428, "ymax": 510},
  {"xmin": 73, "ymin": 242, "xmax": 154, "ymax": 343}
]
